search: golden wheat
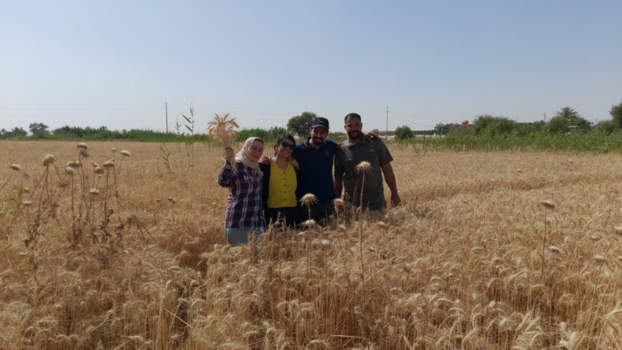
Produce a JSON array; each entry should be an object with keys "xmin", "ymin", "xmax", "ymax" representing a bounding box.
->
[{"xmin": 0, "ymin": 141, "xmax": 621, "ymax": 349}]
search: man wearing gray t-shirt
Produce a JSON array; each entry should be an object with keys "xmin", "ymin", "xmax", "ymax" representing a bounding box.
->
[{"xmin": 333, "ymin": 113, "xmax": 401, "ymax": 211}]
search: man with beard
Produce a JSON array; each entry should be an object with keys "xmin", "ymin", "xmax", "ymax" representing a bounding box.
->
[
  {"xmin": 334, "ymin": 113, "xmax": 400, "ymax": 211},
  {"xmin": 295, "ymin": 117, "xmax": 338, "ymax": 223}
]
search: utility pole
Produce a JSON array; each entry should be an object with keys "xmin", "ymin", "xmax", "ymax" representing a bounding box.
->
[
  {"xmin": 386, "ymin": 106, "xmax": 389, "ymax": 134},
  {"xmin": 165, "ymin": 102, "xmax": 169, "ymax": 133}
]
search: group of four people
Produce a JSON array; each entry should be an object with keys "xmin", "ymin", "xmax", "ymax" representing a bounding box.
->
[{"xmin": 217, "ymin": 113, "xmax": 401, "ymax": 246}]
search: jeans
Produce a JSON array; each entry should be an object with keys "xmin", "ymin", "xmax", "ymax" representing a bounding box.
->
[{"xmin": 225, "ymin": 227, "xmax": 264, "ymax": 247}]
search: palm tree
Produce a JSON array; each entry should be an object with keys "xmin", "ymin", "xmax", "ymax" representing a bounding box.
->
[{"xmin": 555, "ymin": 107, "xmax": 581, "ymax": 119}]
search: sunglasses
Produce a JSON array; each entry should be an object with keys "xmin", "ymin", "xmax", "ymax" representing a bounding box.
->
[{"xmin": 280, "ymin": 142, "xmax": 296, "ymax": 151}]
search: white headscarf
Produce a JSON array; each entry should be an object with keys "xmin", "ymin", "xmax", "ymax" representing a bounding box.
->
[{"xmin": 235, "ymin": 137, "xmax": 264, "ymax": 176}]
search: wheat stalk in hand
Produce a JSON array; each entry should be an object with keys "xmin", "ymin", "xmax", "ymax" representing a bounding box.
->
[{"xmin": 208, "ymin": 113, "xmax": 239, "ymax": 167}]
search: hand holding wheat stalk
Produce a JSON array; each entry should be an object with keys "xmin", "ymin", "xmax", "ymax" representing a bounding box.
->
[{"xmin": 208, "ymin": 113, "xmax": 239, "ymax": 169}]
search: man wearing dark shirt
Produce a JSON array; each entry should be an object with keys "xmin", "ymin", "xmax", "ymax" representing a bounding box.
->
[
  {"xmin": 295, "ymin": 117, "xmax": 338, "ymax": 223},
  {"xmin": 334, "ymin": 113, "xmax": 401, "ymax": 211}
]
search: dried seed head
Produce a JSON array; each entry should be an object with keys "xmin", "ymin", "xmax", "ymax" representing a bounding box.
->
[
  {"xmin": 42, "ymin": 154, "xmax": 56, "ymax": 167},
  {"xmin": 167, "ymin": 197, "xmax": 177, "ymax": 204},
  {"xmin": 92, "ymin": 163, "xmax": 99, "ymax": 168},
  {"xmin": 77, "ymin": 142, "xmax": 88, "ymax": 150},
  {"xmin": 103, "ymin": 160, "xmax": 115, "ymax": 168},
  {"xmin": 377, "ymin": 221, "xmax": 388, "ymax": 228},
  {"xmin": 355, "ymin": 161, "xmax": 372, "ymax": 173},
  {"xmin": 23, "ymin": 188, "xmax": 30, "ymax": 193},
  {"xmin": 65, "ymin": 167, "xmax": 75, "ymax": 175},
  {"xmin": 594, "ymin": 254, "xmax": 606, "ymax": 263},
  {"xmin": 549, "ymin": 246, "xmax": 560, "ymax": 253},
  {"xmin": 22, "ymin": 201, "xmax": 32, "ymax": 207},
  {"xmin": 10, "ymin": 164, "xmax": 21, "ymax": 171},
  {"xmin": 333, "ymin": 198, "xmax": 344, "ymax": 207},
  {"xmin": 58, "ymin": 180, "xmax": 69, "ymax": 188},
  {"xmin": 321, "ymin": 239, "xmax": 331, "ymax": 248},
  {"xmin": 300, "ymin": 193, "xmax": 318, "ymax": 206},
  {"xmin": 540, "ymin": 200, "xmax": 556, "ymax": 209},
  {"xmin": 94, "ymin": 166, "xmax": 104, "ymax": 175},
  {"xmin": 121, "ymin": 150, "xmax": 131, "ymax": 157},
  {"xmin": 80, "ymin": 148, "xmax": 89, "ymax": 158},
  {"xmin": 111, "ymin": 148, "xmax": 117, "ymax": 152},
  {"xmin": 302, "ymin": 219, "xmax": 317, "ymax": 228},
  {"xmin": 90, "ymin": 189, "xmax": 100, "ymax": 195},
  {"xmin": 614, "ymin": 226, "xmax": 622, "ymax": 235}
]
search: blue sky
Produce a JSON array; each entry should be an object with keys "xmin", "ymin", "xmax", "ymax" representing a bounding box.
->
[{"xmin": 1, "ymin": 0, "xmax": 621, "ymax": 133}]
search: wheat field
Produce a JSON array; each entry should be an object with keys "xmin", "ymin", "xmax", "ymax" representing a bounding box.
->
[{"xmin": 1, "ymin": 140, "xmax": 622, "ymax": 350}]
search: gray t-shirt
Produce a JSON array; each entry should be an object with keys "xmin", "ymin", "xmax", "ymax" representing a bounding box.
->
[{"xmin": 334, "ymin": 137, "xmax": 393, "ymax": 211}]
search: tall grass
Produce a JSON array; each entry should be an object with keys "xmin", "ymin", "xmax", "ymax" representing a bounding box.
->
[{"xmin": 411, "ymin": 132, "xmax": 622, "ymax": 154}]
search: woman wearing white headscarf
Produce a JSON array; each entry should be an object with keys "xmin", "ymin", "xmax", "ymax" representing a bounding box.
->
[{"xmin": 217, "ymin": 137, "xmax": 265, "ymax": 246}]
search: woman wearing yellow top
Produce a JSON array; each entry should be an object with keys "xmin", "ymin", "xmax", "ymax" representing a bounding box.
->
[{"xmin": 259, "ymin": 134, "xmax": 299, "ymax": 228}]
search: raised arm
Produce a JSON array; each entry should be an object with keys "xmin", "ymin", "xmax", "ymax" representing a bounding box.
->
[{"xmin": 218, "ymin": 146, "xmax": 236, "ymax": 187}]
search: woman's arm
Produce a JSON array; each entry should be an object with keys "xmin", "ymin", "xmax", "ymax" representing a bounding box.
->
[{"xmin": 218, "ymin": 146, "xmax": 236, "ymax": 187}]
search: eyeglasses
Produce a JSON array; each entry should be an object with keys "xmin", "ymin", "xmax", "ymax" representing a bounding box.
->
[{"xmin": 280, "ymin": 142, "xmax": 295, "ymax": 151}]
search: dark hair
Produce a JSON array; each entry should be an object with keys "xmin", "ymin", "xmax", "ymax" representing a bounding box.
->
[
  {"xmin": 274, "ymin": 134, "xmax": 296, "ymax": 155},
  {"xmin": 344, "ymin": 113, "xmax": 362, "ymax": 123}
]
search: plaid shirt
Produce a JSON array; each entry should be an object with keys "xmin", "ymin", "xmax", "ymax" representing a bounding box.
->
[{"xmin": 218, "ymin": 161, "xmax": 264, "ymax": 229}]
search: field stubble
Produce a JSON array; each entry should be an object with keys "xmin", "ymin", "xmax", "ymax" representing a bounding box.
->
[{"xmin": 1, "ymin": 141, "xmax": 622, "ymax": 349}]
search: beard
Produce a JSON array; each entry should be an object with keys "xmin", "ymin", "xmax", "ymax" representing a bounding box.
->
[
  {"xmin": 347, "ymin": 130, "xmax": 362, "ymax": 140},
  {"xmin": 312, "ymin": 137, "xmax": 324, "ymax": 146}
]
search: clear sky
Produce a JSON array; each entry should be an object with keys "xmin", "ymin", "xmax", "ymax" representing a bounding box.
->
[{"xmin": 1, "ymin": 0, "xmax": 621, "ymax": 134}]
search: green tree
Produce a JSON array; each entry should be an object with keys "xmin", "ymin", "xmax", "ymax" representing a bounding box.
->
[
  {"xmin": 551, "ymin": 107, "xmax": 591, "ymax": 131},
  {"xmin": 287, "ymin": 111, "xmax": 317, "ymax": 136},
  {"xmin": 554, "ymin": 107, "xmax": 581, "ymax": 119},
  {"xmin": 545, "ymin": 116, "xmax": 571, "ymax": 133},
  {"xmin": 29, "ymin": 123, "xmax": 50, "ymax": 136},
  {"xmin": 434, "ymin": 123, "xmax": 450, "ymax": 135},
  {"xmin": 592, "ymin": 120, "xmax": 618, "ymax": 135},
  {"xmin": 473, "ymin": 115, "xmax": 515, "ymax": 135},
  {"xmin": 610, "ymin": 99, "xmax": 622, "ymax": 128},
  {"xmin": 395, "ymin": 125, "xmax": 414, "ymax": 140}
]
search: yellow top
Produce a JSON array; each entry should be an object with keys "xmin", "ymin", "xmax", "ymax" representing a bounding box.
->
[{"xmin": 267, "ymin": 160, "xmax": 297, "ymax": 208}]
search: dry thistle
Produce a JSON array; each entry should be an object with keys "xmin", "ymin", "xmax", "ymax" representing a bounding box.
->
[
  {"xmin": 302, "ymin": 219, "xmax": 317, "ymax": 228},
  {"xmin": 355, "ymin": 161, "xmax": 372, "ymax": 173},
  {"xmin": 94, "ymin": 167, "xmax": 105, "ymax": 175},
  {"xmin": 168, "ymin": 197, "xmax": 177, "ymax": 204},
  {"xmin": 42, "ymin": 154, "xmax": 56, "ymax": 167},
  {"xmin": 65, "ymin": 167, "xmax": 75, "ymax": 175},
  {"xmin": 80, "ymin": 148, "xmax": 89, "ymax": 158},
  {"xmin": 540, "ymin": 200, "xmax": 556, "ymax": 209},
  {"xmin": 10, "ymin": 164, "xmax": 21, "ymax": 171},
  {"xmin": 22, "ymin": 201, "xmax": 32, "ymax": 207},
  {"xmin": 77, "ymin": 142, "xmax": 88, "ymax": 150},
  {"xmin": 103, "ymin": 160, "xmax": 115, "ymax": 169},
  {"xmin": 300, "ymin": 193, "xmax": 318, "ymax": 206},
  {"xmin": 23, "ymin": 188, "xmax": 30, "ymax": 193},
  {"xmin": 111, "ymin": 147, "xmax": 117, "ymax": 152},
  {"xmin": 90, "ymin": 189, "xmax": 100, "ymax": 195},
  {"xmin": 614, "ymin": 226, "xmax": 622, "ymax": 235},
  {"xmin": 121, "ymin": 150, "xmax": 131, "ymax": 157},
  {"xmin": 333, "ymin": 198, "xmax": 344, "ymax": 207}
]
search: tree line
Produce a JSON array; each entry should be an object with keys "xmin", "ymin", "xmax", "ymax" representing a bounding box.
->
[
  {"xmin": 0, "ymin": 111, "xmax": 345, "ymax": 142},
  {"xmin": 394, "ymin": 100, "xmax": 622, "ymax": 140}
]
